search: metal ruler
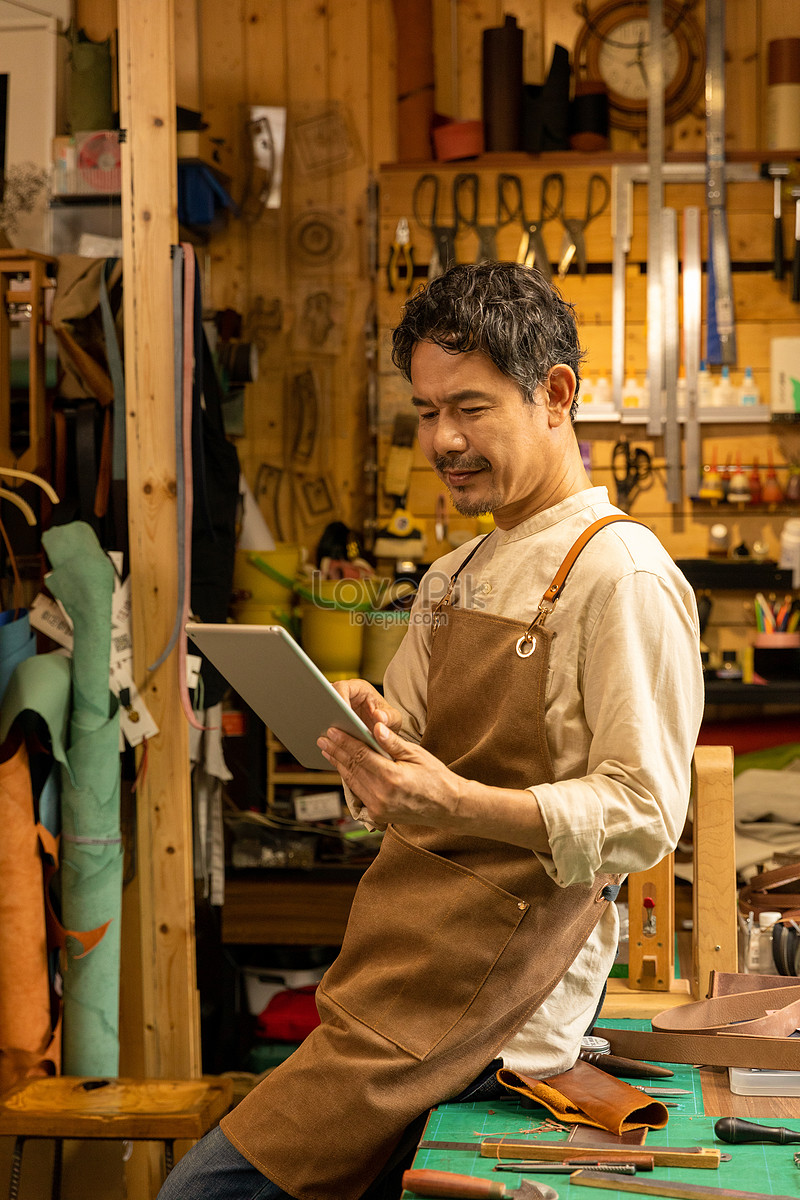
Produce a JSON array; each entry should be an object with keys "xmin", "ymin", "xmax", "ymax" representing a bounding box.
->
[
  {"xmin": 705, "ymin": 0, "xmax": 736, "ymax": 365},
  {"xmin": 661, "ymin": 207, "xmax": 680, "ymax": 502},
  {"xmin": 611, "ymin": 163, "xmax": 759, "ymax": 418},
  {"xmin": 646, "ymin": 0, "xmax": 665, "ymax": 438},
  {"xmin": 682, "ymin": 206, "xmax": 702, "ymax": 499}
]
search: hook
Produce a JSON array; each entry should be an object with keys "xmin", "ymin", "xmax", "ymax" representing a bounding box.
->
[
  {"xmin": 0, "ymin": 487, "xmax": 37, "ymax": 526},
  {"xmin": 0, "ymin": 467, "xmax": 59, "ymax": 504}
]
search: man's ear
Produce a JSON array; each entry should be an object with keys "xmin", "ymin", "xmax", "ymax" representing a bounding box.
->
[{"xmin": 544, "ymin": 365, "xmax": 576, "ymax": 427}]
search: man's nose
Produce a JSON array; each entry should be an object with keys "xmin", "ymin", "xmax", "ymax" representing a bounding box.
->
[{"xmin": 432, "ymin": 414, "xmax": 467, "ymax": 454}]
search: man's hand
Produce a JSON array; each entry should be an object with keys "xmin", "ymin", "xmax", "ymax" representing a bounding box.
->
[
  {"xmin": 332, "ymin": 678, "xmax": 403, "ymax": 737},
  {"xmin": 318, "ymin": 721, "xmax": 461, "ymax": 831}
]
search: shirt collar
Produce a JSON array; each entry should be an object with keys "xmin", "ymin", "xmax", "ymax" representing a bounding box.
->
[{"xmin": 494, "ymin": 487, "xmax": 611, "ymax": 544}]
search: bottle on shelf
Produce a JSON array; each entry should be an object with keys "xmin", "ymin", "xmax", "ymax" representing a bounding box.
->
[
  {"xmin": 698, "ymin": 361, "xmax": 714, "ymax": 407},
  {"xmin": 748, "ymin": 455, "xmax": 763, "ymax": 504},
  {"xmin": 621, "ymin": 375, "xmax": 641, "ymax": 409},
  {"xmin": 786, "ymin": 466, "xmax": 800, "ymax": 503},
  {"xmin": 762, "ymin": 450, "xmax": 784, "ymax": 504},
  {"xmin": 738, "ymin": 365, "xmax": 760, "ymax": 407},
  {"xmin": 744, "ymin": 910, "xmax": 782, "ymax": 975},
  {"xmin": 580, "ymin": 376, "xmax": 594, "ymax": 410},
  {"xmin": 593, "ymin": 373, "xmax": 614, "ymax": 411},
  {"xmin": 727, "ymin": 455, "xmax": 751, "ymax": 503},
  {"xmin": 698, "ymin": 446, "xmax": 725, "ymax": 501},
  {"xmin": 712, "ymin": 364, "xmax": 734, "ymax": 407}
]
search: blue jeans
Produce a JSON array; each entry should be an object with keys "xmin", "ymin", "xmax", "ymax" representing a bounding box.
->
[{"xmin": 157, "ymin": 1125, "xmax": 294, "ymax": 1200}]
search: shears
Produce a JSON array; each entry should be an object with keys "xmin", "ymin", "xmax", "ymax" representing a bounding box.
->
[
  {"xmin": 413, "ymin": 173, "xmax": 457, "ymax": 278},
  {"xmin": 453, "ymin": 172, "xmax": 501, "ymax": 264},
  {"xmin": 502, "ymin": 172, "xmax": 563, "ymax": 281},
  {"xmin": 557, "ymin": 173, "xmax": 611, "ymax": 278},
  {"xmin": 612, "ymin": 439, "xmax": 653, "ymax": 513},
  {"xmin": 387, "ymin": 217, "xmax": 415, "ymax": 294}
]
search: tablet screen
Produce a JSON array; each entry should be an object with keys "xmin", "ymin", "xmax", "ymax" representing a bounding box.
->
[{"xmin": 186, "ymin": 622, "xmax": 390, "ymax": 770}]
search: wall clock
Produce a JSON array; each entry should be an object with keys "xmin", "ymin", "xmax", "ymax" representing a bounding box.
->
[{"xmin": 573, "ymin": 0, "xmax": 705, "ymax": 133}]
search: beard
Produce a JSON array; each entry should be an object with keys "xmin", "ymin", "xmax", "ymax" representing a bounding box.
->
[{"xmin": 435, "ymin": 454, "xmax": 499, "ymax": 516}]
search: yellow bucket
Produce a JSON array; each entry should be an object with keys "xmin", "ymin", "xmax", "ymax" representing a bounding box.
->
[
  {"xmin": 297, "ymin": 580, "xmax": 376, "ymax": 682},
  {"xmin": 360, "ymin": 611, "xmax": 410, "ymax": 684},
  {"xmin": 230, "ymin": 600, "xmax": 295, "ymax": 632},
  {"xmin": 233, "ymin": 543, "xmax": 301, "ymax": 604}
]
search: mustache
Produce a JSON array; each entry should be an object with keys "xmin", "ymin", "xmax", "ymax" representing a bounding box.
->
[{"xmin": 435, "ymin": 454, "xmax": 492, "ymax": 474}]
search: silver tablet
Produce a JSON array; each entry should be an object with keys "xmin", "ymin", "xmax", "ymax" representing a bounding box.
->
[{"xmin": 185, "ymin": 622, "xmax": 390, "ymax": 770}]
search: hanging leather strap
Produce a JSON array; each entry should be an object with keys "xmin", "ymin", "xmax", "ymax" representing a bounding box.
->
[
  {"xmin": 739, "ymin": 860, "xmax": 800, "ymax": 922},
  {"xmin": 540, "ymin": 515, "xmax": 650, "ymax": 609}
]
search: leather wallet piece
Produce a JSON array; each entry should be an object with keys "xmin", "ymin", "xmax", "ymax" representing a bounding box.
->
[{"xmin": 496, "ymin": 1058, "xmax": 669, "ymax": 1134}]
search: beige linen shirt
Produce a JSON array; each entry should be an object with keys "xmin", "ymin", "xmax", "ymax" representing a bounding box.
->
[{"xmin": 376, "ymin": 486, "xmax": 704, "ymax": 1075}]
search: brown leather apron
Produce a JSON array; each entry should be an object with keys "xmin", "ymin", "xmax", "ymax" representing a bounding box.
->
[{"xmin": 223, "ymin": 516, "xmax": 636, "ymax": 1200}]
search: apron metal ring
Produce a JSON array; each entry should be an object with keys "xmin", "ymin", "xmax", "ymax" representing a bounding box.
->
[{"xmin": 515, "ymin": 633, "xmax": 536, "ymax": 658}]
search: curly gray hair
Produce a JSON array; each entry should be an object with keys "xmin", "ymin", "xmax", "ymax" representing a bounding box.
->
[{"xmin": 391, "ymin": 261, "xmax": 585, "ymax": 420}]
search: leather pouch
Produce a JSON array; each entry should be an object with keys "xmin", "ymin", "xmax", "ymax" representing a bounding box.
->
[{"xmin": 496, "ymin": 1058, "xmax": 669, "ymax": 1134}]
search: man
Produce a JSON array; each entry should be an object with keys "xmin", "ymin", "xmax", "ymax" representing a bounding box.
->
[{"xmin": 160, "ymin": 262, "xmax": 703, "ymax": 1200}]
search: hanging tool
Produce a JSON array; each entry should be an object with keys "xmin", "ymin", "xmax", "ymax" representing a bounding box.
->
[
  {"xmin": 682, "ymin": 206, "xmax": 703, "ymax": 501},
  {"xmin": 791, "ymin": 188, "xmax": 800, "ymax": 302},
  {"xmin": 374, "ymin": 412, "xmax": 426, "ymax": 561},
  {"xmin": 761, "ymin": 162, "xmax": 790, "ymax": 279},
  {"xmin": 402, "ymin": 1170, "xmax": 558, "ymax": 1199},
  {"xmin": 387, "ymin": 217, "xmax": 415, "ymax": 294},
  {"xmin": 570, "ymin": 1172, "xmax": 797, "ymax": 1200},
  {"xmin": 557, "ymin": 173, "xmax": 610, "ymax": 278},
  {"xmin": 645, "ymin": 0, "xmax": 665, "ymax": 438},
  {"xmin": 413, "ymin": 173, "xmax": 457, "ymax": 277},
  {"xmin": 453, "ymin": 173, "xmax": 499, "ymax": 263},
  {"xmin": 612, "ymin": 440, "xmax": 653, "ymax": 513},
  {"xmin": 715, "ymin": 1116, "xmax": 800, "ymax": 1145},
  {"xmin": 705, "ymin": 0, "xmax": 737, "ymax": 365},
  {"xmin": 661, "ymin": 207, "xmax": 681, "ymax": 504},
  {"xmin": 502, "ymin": 172, "xmax": 562, "ymax": 280}
]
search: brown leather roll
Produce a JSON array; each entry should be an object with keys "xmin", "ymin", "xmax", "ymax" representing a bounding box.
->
[{"xmin": 496, "ymin": 1059, "xmax": 669, "ymax": 1134}]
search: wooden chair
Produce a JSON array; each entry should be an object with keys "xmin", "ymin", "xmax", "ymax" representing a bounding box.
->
[
  {"xmin": 0, "ymin": 1075, "xmax": 233, "ymax": 1199},
  {"xmin": 603, "ymin": 744, "xmax": 738, "ymax": 1017}
]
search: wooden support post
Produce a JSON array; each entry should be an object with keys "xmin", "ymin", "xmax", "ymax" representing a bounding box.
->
[
  {"xmin": 117, "ymin": 0, "xmax": 200, "ymax": 1082},
  {"xmin": 692, "ymin": 744, "xmax": 738, "ymax": 997}
]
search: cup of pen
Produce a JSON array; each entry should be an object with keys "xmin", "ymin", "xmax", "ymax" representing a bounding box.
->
[{"xmin": 753, "ymin": 632, "xmax": 800, "ymax": 681}]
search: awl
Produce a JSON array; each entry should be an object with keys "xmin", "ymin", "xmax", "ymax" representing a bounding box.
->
[{"xmin": 402, "ymin": 1169, "xmax": 558, "ymax": 1198}]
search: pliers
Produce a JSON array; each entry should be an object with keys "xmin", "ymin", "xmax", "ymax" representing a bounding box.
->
[{"xmin": 387, "ymin": 218, "xmax": 415, "ymax": 294}]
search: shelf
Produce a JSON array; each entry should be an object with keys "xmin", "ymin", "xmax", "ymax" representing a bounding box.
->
[
  {"xmin": 704, "ymin": 679, "xmax": 800, "ymax": 706},
  {"xmin": 576, "ymin": 407, "xmax": 773, "ymax": 425},
  {"xmin": 676, "ymin": 559, "xmax": 795, "ymax": 590}
]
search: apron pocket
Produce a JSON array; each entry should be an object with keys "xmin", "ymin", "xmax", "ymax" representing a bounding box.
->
[{"xmin": 318, "ymin": 824, "xmax": 527, "ymax": 1060}]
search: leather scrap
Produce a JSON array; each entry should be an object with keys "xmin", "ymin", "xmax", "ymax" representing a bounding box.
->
[{"xmin": 496, "ymin": 1058, "xmax": 669, "ymax": 1134}]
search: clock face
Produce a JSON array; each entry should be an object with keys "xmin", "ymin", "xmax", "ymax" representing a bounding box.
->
[
  {"xmin": 597, "ymin": 20, "xmax": 682, "ymax": 102},
  {"xmin": 574, "ymin": 0, "xmax": 705, "ymax": 132}
]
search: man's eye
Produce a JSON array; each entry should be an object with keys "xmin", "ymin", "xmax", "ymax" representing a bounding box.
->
[
  {"xmin": 418, "ymin": 410, "xmax": 437, "ymax": 421},
  {"xmin": 461, "ymin": 407, "xmax": 486, "ymax": 417}
]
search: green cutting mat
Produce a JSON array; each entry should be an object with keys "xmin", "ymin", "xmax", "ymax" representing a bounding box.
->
[{"xmin": 402, "ymin": 1020, "xmax": 800, "ymax": 1198}]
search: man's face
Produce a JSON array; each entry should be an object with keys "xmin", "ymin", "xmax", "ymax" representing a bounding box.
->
[{"xmin": 410, "ymin": 340, "xmax": 566, "ymax": 529}]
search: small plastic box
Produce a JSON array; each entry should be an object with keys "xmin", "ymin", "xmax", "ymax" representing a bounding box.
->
[{"xmin": 729, "ymin": 1067, "xmax": 800, "ymax": 1096}]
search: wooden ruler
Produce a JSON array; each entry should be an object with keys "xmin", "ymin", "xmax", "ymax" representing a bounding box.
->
[
  {"xmin": 479, "ymin": 1142, "xmax": 722, "ymax": 1169},
  {"xmin": 571, "ymin": 1170, "xmax": 796, "ymax": 1200}
]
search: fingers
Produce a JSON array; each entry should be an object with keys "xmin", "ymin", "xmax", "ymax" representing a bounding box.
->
[{"xmin": 332, "ymin": 678, "xmax": 402, "ymax": 732}]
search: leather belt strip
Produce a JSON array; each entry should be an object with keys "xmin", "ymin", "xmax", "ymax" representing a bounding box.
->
[{"xmin": 595, "ymin": 982, "xmax": 800, "ymax": 1069}]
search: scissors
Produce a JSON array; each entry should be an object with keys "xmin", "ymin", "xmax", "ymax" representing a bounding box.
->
[
  {"xmin": 453, "ymin": 172, "xmax": 501, "ymax": 263},
  {"xmin": 557, "ymin": 173, "xmax": 610, "ymax": 278},
  {"xmin": 387, "ymin": 218, "xmax": 415, "ymax": 294},
  {"xmin": 612, "ymin": 439, "xmax": 653, "ymax": 513},
  {"xmin": 503, "ymin": 172, "xmax": 563, "ymax": 281},
  {"xmin": 413, "ymin": 173, "xmax": 457, "ymax": 278}
]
